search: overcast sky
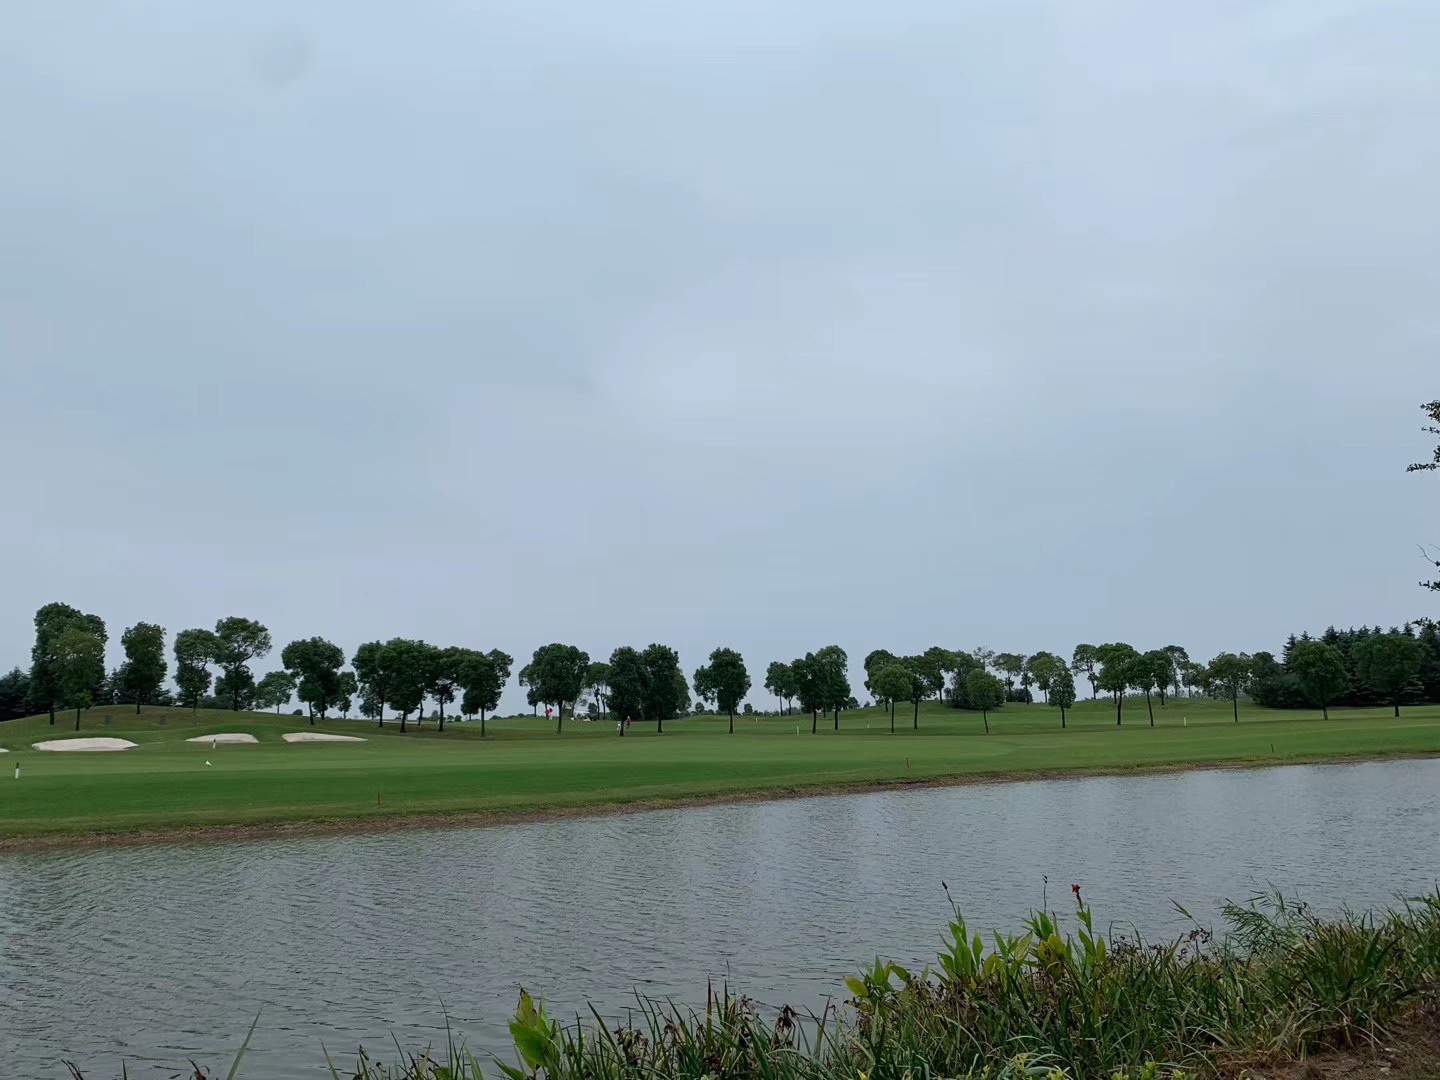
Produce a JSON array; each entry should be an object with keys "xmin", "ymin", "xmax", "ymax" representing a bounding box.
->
[{"xmin": 3, "ymin": 0, "xmax": 1438, "ymax": 711}]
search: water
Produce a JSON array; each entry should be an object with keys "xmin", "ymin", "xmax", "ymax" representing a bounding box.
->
[{"xmin": 2, "ymin": 759, "xmax": 1437, "ymax": 1078}]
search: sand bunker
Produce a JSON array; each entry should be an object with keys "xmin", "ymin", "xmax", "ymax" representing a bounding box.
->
[
  {"xmin": 33, "ymin": 738, "xmax": 138, "ymax": 752},
  {"xmin": 186, "ymin": 733, "xmax": 259, "ymax": 745},
  {"xmin": 281, "ymin": 732, "xmax": 366, "ymax": 743}
]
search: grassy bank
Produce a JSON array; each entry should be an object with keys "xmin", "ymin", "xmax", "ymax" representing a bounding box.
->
[
  {"xmin": 3, "ymin": 699, "xmax": 1439, "ymax": 844},
  {"xmin": 74, "ymin": 890, "xmax": 1440, "ymax": 1079}
]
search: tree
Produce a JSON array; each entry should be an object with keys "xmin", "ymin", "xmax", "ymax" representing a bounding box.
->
[
  {"xmin": 1134, "ymin": 650, "xmax": 1174, "ymax": 726},
  {"xmin": 174, "ymin": 628, "xmax": 216, "ymax": 713},
  {"xmin": 212, "ymin": 617, "xmax": 272, "ymax": 711},
  {"xmin": 527, "ymin": 643, "xmax": 591, "ymax": 734},
  {"xmin": 1289, "ymin": 640, "xmax": 1350, "ymax": 719},
  {"xmin": 352, "ymin": 641, "xmax": 391, "ymax": 726},
  {"xmin": 693, "ymin": 647, "xmax": 750, "ymax": 733},
  {"xmin": 1355, "ymin": 632, "xmax": 1424, "ymax": 717},
  {"xmin": 335, "ymin": 671, "xmax": 357, "ymax": 718},
  {"xmin": 1050, "ymin": 666, "xmax": 1077, "ymax": 728},
  {"xmin": 814, "ymin": 645, "xmax": 850, "ymax": 731},
  {"xmin": 1206, "ymin": 652, "xmax": 1253, "ymax": 722},
  {"xmin": 1026, "ymin": 652, "xmax": 1065, "ymax": 704},
  {"xmin": 965, "ymin": 669, "xmax": 1005, "ymax": 734},
  {"xmin": 119, "ymin": 622, "xmax": 167, "ymax": 714},
  {"xmin": 255, "ymin": 670, "xmax": 297, "ymax": 713},
  {"xmin": 1163, "ymin": 645, "xmax": 1190, "ymax": 699},
  {"xmin": 281, "ymin": 637, "xmax": 346, "ymax": 723},
  {"xmin": 584, "ymin": 661, "xmax": 612, "ymax": 719},
  {"xmin": 1409, "ymin": 399, "xmax": 1440, "ymax": 589},
  {"xmin": 215, "ymin": 669, "xmax": 257, "ymax": 712},
  {"xmin": 55, "ymin": 626, "xmax": 106, "ymax": 730},
  {"xmin": 765, "ymin": 661, "xmax": 797, "ymax": 715},
  {"xmin": 384, "ymin": 639, "xmax": 431, "ymax": 732},
  {"xmin": 993, "ymin": 652, "xmax": 1025, "ymax": 693},
  {"xmin": 459, "ymin": 649, "xmax": 511, "ymax": 736},
  {"xmin": 1094, "ymin": 643, "xmax": 1139, "ymax": 725},
  {"xmin": 901, "ymin": 654, "xmax": 942, "ymax": 729},
  {"xmin": 923, "ymin": 647, "xmax": 957, "ymax": 702},
  {"xmin": 638, "ymin": 644, "xmax": 684, "ymax": 733},
  {"xmin": 606, "ymin": 646, "xmax": 646, "ymax": 736},
  {"xmin": 31, "ymin": 603, "xmax": 106, "ymax": 725},
  {"xmin": 425, "ymin": 645, "xmax": 467, "ymax": 732},
  {"xmin": 870, "ymin": 664, "xmax": 913, "ymax": 734},
  {"xmin": 0, "ymin": 667, "xmax": 31, "ymax": 722},
  {"xmin": 791, "ymin": 654, "xmax": 825, "ymax": 734},
  {"xmin": 1070, "ymin": 644, "xmax": 1100, "ymax": 700},
  {"xmin": 863, "ymin": 650, "xmax": 899, "ymax": 719}
]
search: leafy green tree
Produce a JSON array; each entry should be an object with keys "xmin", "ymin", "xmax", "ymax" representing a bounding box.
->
[
  {"xmin": 584, "ymin": 661, "xmax": 612, "ymax": 719},
  {"xmin": 637, "ymin": 644, "xmax": 683, "ymax": 733},
  {"xmin": 384, "ymin": 639, "xmax": 431, "ymax": 732},
  {"xmin": 352, "ymin": 641, "xmax": 397, "ymax": 727},
  {"xmin": 693, "ymin": 647, "xmax": 750, "ymax": 733},
  {"xmin": 174, "ymin": 628, "xmax": 217, "ymax": 713},
  {"xmin": 1289, "ymin": 640, "xmax": 1349, "ymax": 719},
  {"xmin": 0, "ymin": 667, "xmax": 31, "ymax": 722},
  {"xmin": 55, "ymin": 625, "xmax": 106, "ymax": 730},
  {"xmin": 965, "ymin": 669, "xmax": 1005, "ymax": 734},
  {"xmin": 863, "ymin": 650, "xmax": 899, "ymax": 720},
  {"xmin": 458, "ymin": 648, "xmax": 511, "ymax": 735},
  {"xmin": 1026, "ymin": 652, "xmax": 1065, "ymax": 703},
  {"xmin": 212, "ymin": 617, "xmax": 272, "ymax": 711},
  {"xmin": 1095, "ymin": 643, "xmax": 1139, "ymax": 725},
  {"xmin": 900, "ymin": 654, "xmax": 942, "ymax": 729},
  {"xmin": 871, "ymin": 664, "xmax": 913, "ymax": 734},
  {"xmin": 281, "ymin": 636, "xmax": 347, "ymax": 723},
  {"xmin": 215, "ymin": 669, "xmax": 257, "ymax": 712},
  {"xmin": 31, "ymin": 603, "xmax": 106, "ymax": 725},
  {"xmin": 923, "ymin": 646, "xmax": 957, "ymax": 702},
  {"xmin": 791, "ymin": 654, "xmax": 826, "ymax": 734},
  {"xmin": 1355, "ymin": 632, "xmax": 1424, "ymax": 717},
  {"xmin": 1206, "ymin": 652, "xmax": 1253, "ymax": 722},
  {"xmin": 527, "ymin": 643, "xmax": 591, "ymax": 734},
  {"xmin": 335, "ymin": 671, "xmax": 357, "ymax": 718},
  {"xmin": 993, "ymin": 652, "xmax": 1025, "ymax": 693},
  {"xmin": 1180, "ymin": 659, "xmax": 1205, "ymax": 699},
  {"xmin": 1134, "ymin": 649, "xmax": 1174, "ymax": 726},
  {"xmin": 1070, "ymin": 644, "xmax": 1099, "ymax": 700},
  {"xmin": 119, "ymin": 622, "xmax": 167, "ymax": 714},
  {"xmin": 814, "ymin": 645, "xmax": 850, "ymax": 730},
  {"xmin": 606, "ymin": 646, "xmax": 646, "ymax": 736},
  {"xmin": 255, "ymin": 670, "xmax": 297, "ymax": 713},
  {"xmin": 425, "ymin": 645, "xmax": 467, "ymax": 732},
  {"xmin": 765, "ymin": 661, "xmax": 796, "ymax": 716},
  {"xmin": 1050, "ymin": 666, "xmax": 1077, "ymax": 727},
  {"xmin": 1163, "ymin": 646, "xmax": 1190, "ymax": 700}
]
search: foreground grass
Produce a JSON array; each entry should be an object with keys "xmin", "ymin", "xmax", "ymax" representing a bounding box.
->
[
  {"xmin": 3, "ymin": 698, "xmax": 1439, "ymax": 842},
  {"xmin": 72, "ymin": 890, "xmax": 1440, "ymax": 1079}
]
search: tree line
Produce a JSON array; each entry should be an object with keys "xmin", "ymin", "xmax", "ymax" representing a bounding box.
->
[{"xmin": 4, "ymin": 602, "xmax": 1438, "ymax": 732}]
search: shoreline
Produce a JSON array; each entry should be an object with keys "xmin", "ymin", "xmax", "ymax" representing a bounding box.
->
[{"xmin": 2, "ymin": 748, "xmax": 1436, "ymax": 854}]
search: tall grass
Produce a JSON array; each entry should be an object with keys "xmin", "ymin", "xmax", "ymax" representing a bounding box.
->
[{"xmin": 74, "ymin": 890, "xmax": 1440, "ymax": 1079}]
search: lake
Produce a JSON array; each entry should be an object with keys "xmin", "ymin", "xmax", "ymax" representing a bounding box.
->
[{"xmin": 2, "ymin": 759, "xmax": 1437, "ymax": 1078}]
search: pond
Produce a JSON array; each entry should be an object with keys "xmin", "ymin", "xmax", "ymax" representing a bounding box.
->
[{"xmin": 2, "ymin": 759, "xmax": 1437, "ymax": 1078}]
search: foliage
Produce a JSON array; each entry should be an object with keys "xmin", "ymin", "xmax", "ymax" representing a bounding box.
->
[
  {"xmin": 871, "ymin": 664, "xmax": 914, "ymax": 731},
  {"xmin": 1355, "ymin": 631, "xmax": 1425, "ymax": 715},
  {"xmin": 1069, "ymin": 644, "xmax": 1099, "ymax": 699},
  {"xmin": 1206, "ymin": 652, "xmax": 1253, "ymax": 721},
  {"xmin": 693, "ymin": 647, "xmax": 751, "ymax": 731},
  {"xmin": 54, "ymin": 626, "xmax": 106, "ymax": 727},
  {"xmin": 212, "ymin": 617, "xmax": 273, "ymax": 711},
  {"xmin": 460, "ymin": 650, "xmax": 512, "ymax": 729},
  {"xmin": 281, "ymin": 637, "xmax": 348, "ymax": 722},
  {"xmin": 526, "ymin": 644, "xmax": 591, "ymax": 733},
  {"xmin": 1094, "ymin": 643, "xmax": 1139, "ymax": 724},
  {"xmin": 31, "ymin": 603, "xmax": 107, "ymax": 722},
  {"xmin": 1288, "ymin": 640, "xmax": 1350, "ymax": 718},
  {"xmin": 0, "ymin": 666, "xmax": 31, "ymax": 722},
  {"xmin": 384, "ymin": 639, "xmax": 432, "ymax": 731},
  {"xmin": 964, "ymin": 668, "xmax": 1005, "ymax": 733},
  {"xmin": 119, "ymin": 622, "xmax": 167, "ymax": 713},
  {"xmin": 764, "ymin": 661, "xmax": 797, "ymax": 715},
  {"xmin": 1049, "ymin": 666, "xmax": 1077, "ymax": 726},
  {"xmin": 255, "ymin": 670, "xmax": 297, "ymax": 713},
  {"xmin": 993, "ymin": 652, "xmax": 1025, "ymax": 691},
  {"xmin": 174, "ymin": 628, "xmax": 217, "ymax": 712},
  {"xmin": 1026, "ymin": 651, "xmax": 1065, "ymax": 703}
]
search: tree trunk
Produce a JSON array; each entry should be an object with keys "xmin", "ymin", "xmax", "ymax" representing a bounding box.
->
[
  {"xmin": 1115, "ymin": 692, "xmax": 1123, "ymax": 726},
  {"xmin": 811, "ymin": 710, "xmax": 817, "ymax": 734},
  {"xmin": 657, "ymin": 714, "xmax": 664, "ymax": 734},
  {"xmin": 136, "ymin": 699, "xmax": 142, "ymax": 715},
  {"xmin": 1232, "ymin": 695, "xmax": 1239, "ymax": 722},
  {"xmin": 890, "ymin": 705, "xmax": 895, "ymax": 735},
  {"xmin": 438, "ymin": 699, "xmax": 445, "ymax": 732},
  {"xmin": 1322, "ymin": 703, "xmax": 1329, "ymax": 720},
  {"xmin": 833, "ymin": 706, "xmax": 839, "ymax": 731},
  {"xmin": 913, "ymin": 699, "xmax": 919, "ymax": 730},
  {"xmin": 1146, "ymin": 691, "xmax": 1154, "ymax": 727},
  {"xmin": 982, "ymin": 709, "xmax": 989, "ymax": 734},
  {"xmin": 309, "ymin": 705, "xmax": 315, "ymax": 726},
  {"xmin": 1061, "ymin": 706, "xmax": 1067, "ymax": 729},
  {"xmin": 400, "ymin": 712, "xmax": 407, "ymax": 733},
  {"xmin": 556, "ymin": 704, "xmax": 563, "ymax": 735},
  {"xmin": 728, "ymin": 708, "xmax": 734, "ymax": 734},
  {"xmin": 49, "ymin": 704, "xmax": 56, "ymax": 725},
  {"xmin": 1394, "ymin": 700, "xmax": 1400, "ymax": 718},
  {"xmin": 75, "ymin": 707, "xmax": 82, "ymax": 731}
]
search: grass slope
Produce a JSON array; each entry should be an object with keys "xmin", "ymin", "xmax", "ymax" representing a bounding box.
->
[{"xmin": 1, "ymin": 698, "xmax": 1438, "ymax": 842}]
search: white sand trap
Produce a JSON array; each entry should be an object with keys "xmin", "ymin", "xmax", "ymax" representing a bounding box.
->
[
  {"xmin": 282, "ymin": 732, "xmax": 366, "ymax": 743},
  {"xmin": 186, "ymin": 733, "xmax": 259, "ymax": 745},
  {"xmin": 33, "ymin": 738, "xmax": 138, "ymax": 752}
]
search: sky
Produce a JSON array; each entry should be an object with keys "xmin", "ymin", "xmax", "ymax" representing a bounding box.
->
[{"xmin": 3, "ymin": 0, "xmax": 1438, "ymax": 712}]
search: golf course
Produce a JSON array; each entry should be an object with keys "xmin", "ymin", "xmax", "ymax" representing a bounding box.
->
[{"xmin": 3, "ymin": 697, "xmax": 1438, "ymax": 845}]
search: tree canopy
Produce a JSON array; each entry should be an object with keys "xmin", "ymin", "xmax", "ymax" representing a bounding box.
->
[
  {"xmin": 120, "ymin": 622, "xmax": 167, "ymax": 715},
  {"xmin": 693, "ymin": 647, "xmax": 750, "ymax": 733},
  {"xmin": 1288, "ymin": 640, "xmax": 1349, "ymax": 719},
  {"xmin": 527, "ymin": 643, "xmax": 592, "ymax": 733}
]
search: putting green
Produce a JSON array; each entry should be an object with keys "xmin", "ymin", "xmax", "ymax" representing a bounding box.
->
[{"xmin": 1, "ymin": 699, "xmax": 1437, "ymax": 843}]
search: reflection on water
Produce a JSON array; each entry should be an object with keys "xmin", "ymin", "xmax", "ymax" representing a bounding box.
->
[{"xmin": 2, "ymin": 759, "xmax": 1437, "ymax": 1078}]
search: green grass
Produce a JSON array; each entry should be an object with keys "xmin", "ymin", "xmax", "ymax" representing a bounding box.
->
[{"xmin": 2, "ymin": 698, "xmax": 1439, "ymax": 842}]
